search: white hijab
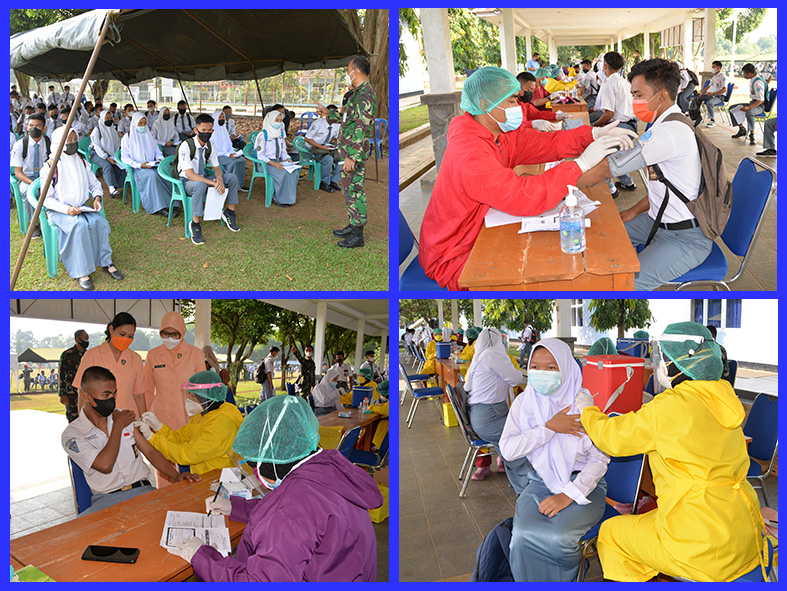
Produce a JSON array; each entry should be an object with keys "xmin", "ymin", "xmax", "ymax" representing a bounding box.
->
[
  {"xmin": 152, "ymin": 107, "xmax": 175, "ymax": 143},
  {"xmin": 465, "ymin": 328, "xmax": 510, "ymax": 392},
  {"xmin": 442, "ymin": 327, "xmax": 452, "ymax": 341},
  {"xmin": 261, "ymin": 109, "xmax": 284, "ymax": 143},
  {"xmin": 211, "ymin": 109, "xmax": 233, "ymax": 155},
  {"xmin": 124, "ymin": 111, "xmax": 158, "ymax": 162},
  {"xmin": 49, "ymin": 126, "xmax": 88, "ymax": 206},
  {"xmin": 94, "ymin": 109, "xmax": 120, "ymax": 156},
  {"xmin": 312, "ymin": 366, "xmax": 341, "ymax": 401},
  {"xmin": 520, "ymin": 338, "xmax": 592, "ymax": 495}
]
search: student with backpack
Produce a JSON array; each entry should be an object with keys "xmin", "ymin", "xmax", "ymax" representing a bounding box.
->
[
  {"xmin": 729, "ymin": 63, "xmax": 768, "ymax": 146},
  {"xmin": 173, "ymin": 100, "xmax": 196, "ymax": 141},
  {"xmin": 11, "ymin": 113, "xmax": 49, "ymax": 238}
]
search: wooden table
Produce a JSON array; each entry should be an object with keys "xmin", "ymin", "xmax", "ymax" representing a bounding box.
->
[
  {"xmin": 9, "ymin": 470, "xmax": 245, "ymax": 582},
  {"xmin": 433, "ymin": 358, "xmax": 467, "ymax": 403},
  {"xmin": 563, "ymin": 111, "xmax": 590, "ymax": 126},
  {"xmin": 318, "ymin": 407, "xmax": 381, "ymax": 450},
  {"xmin": 549, "ymin": 97, "xmax": 587, "ymax": 113},
  {"xmin": 458, "ymin": 182, "xmax": 640, "ymax": 290}
]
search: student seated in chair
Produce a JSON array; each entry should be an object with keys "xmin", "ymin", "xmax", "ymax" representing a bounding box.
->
[
  {"xmin": 254, "ymin": 110, "xmax": 298, "ymax": 207},
  {"xmin": 211, "ymin": 109, "xmax": 249, "ymax": 192},
  {"xmin": 151, "ymin": 106, "xmax": 179, "ymax": 158},
  {"xmin": 90, "ymin": 109, "xmax": 126, "ymax": 198},
  {"xmin": 120, "ymin": 111, "xmax": 172, "ymax": 217},
  {"xmin": 11, "ymin": 113, "xmax": 49, "ymax": 238},
  {"xmin": 40, "ymin": 127, "xmax": 124, "ymax": 291},
  {"xmin": 305, "ymin": 104, "xmax": 342, "ymax": 193},
  {"xmin": 62, "ymin": 366, "xmax": 199, "ymax": 516},
  {"xmin": 222, "ymin": 105, "xmax": 246, "ymax": 151}
]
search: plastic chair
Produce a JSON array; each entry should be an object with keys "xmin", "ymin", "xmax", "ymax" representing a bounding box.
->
[
  {"xmin": 156, "ymin": 155, "xmax": 192, "ymax": 238},
  {"xmin": 716, "ymin": 83, "xmax": 736, "ymax": 126},
  {"xmin": 447, "ymin": 384, "xmax": 494, "ymax": 497},
  {"xmin": 285, "ymin": 382, "xmax": 296, "ymax": 396},
  {"xmin": 667, "ymin": 158, "xmax": 776, "ymax": 290},
  {"xmin": 28, "ymin": 177, "xmax": 107, "ymax": 278},
  {"xmin": 644, "ymin": 374, "xmax": 655, "ymax": 396},
  {"xmin": 400, "ymin": 363, "xmax": 444, "ymax": 429},
  {"xmin": 291, "ymin": 135, "xmax": 322, "ymax": 190},
  {"xmin": 248, "ymin": 130, "xmax": 260, "ymax": 146},
  {"xmin": 68, "ymin": 458, "xmax": 93, "ymax": 515},
  {"xmin": 755, "ymin": 89, "xmax": 776, "ymax": 133},
  {"xmin": 319, "ymin": 424, "xmax": 344, "ymax": 449},
  {"xmin": 348, "ymin": 431, "xmax": 389, "ymax": 471},
  {"xmin": 241, "ymin": 142, "xmax": 273, "ymax": 206},
  {"xmin": 296, "ymin": 111, "xmax": 317, "ymax": 136},
  {"xmin": 78, "ymin": 136, "xmax": 100, "ymax": 177},
  {"xmin": 369, "ymin": 118, "xmax": 388, "ymax": 159},
  {"xmin": 577, "ymin": 449, "xmax": 645, "ymax": 581},
  {"xmin": 727, "ymin": 359, "xmax": 738, "ymax": 387},
  {"xmin": 113, "ymin": 148, "xmax": 141, "ymax": 213},
  {"xmin": 10, "ymin": 165, "xmax": 29, "ymax": 232},
  {"xmin": 336, "ymin": 426, "xmax": 362, "ymax": 458},
  {"xmin": 399, "ymin": 209, "xmax": 448, "ymax": 291},
  {"xmin": 742, "ymin": 393, "xmax": 778, "ymax": 507}
]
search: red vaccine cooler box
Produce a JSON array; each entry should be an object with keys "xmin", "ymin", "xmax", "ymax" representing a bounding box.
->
[{"xmin": 583, "ymin": 355, "xmax": 644, "ymax": 415}]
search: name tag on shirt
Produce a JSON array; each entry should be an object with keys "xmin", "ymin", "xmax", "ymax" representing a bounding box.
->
[{"xmin": 154, "ymin": 364, "xmax": 166, "ymax": 369}]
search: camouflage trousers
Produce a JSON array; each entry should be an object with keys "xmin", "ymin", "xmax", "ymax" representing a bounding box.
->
[
  {"xmin": 64, "ymin": 394, "xmax": 79, "ymax": 423},
  {"xmin": 339, "ymin": 160, "xmax": 367, "ymax": 227}
]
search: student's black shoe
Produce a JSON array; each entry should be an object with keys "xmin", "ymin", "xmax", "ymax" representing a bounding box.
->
[
  {"xmin": 274, "ymin": 202, "xmax": 290, "ymax": 208},
  {"xmin": 190, "ymin": 222, "xmax": 205, "ymax": 245},
  {"xmin": 756, "ymin": 148, "xmax": 777, "ymax": 157},
  {"xmin": 615, "ymin": 181, "xmax": 637, "ymax": 192},
  {"xmin": 731, "ymin": 127, "xmax": 746, "ymax": 139},
  {"xmin": 338, "ymin": 225, "xmax": 365, "ymax": 248},
  {"xmin": 239, "ymin": 185, "xmax": 250, "ymax": 193},
  {"xmin": 319, "ymin": 181, "xmax": 335, "ymax": 193},
  {"xmin": 221, "ymin": 208, "xmax": 241, "ymax": 232},
  {"xmin": 170, "ymin": 207, "xmax": 181, "ymax": 219},
  {"xmin": 610, "ymin": 189, "xmax": 620, "ymax": 200},
  {"xmin": 155, "ymin": 209, "xmax": 169, "ymax": 217},
  {"xmin": 330, "ymin": 182, "xmax": 341, "ymax": 191},
  {"xmin": 333, "ymin": 224, "xmax": 353, "ymax": 237},
  {"xmin": 31, "ymin": 226, "xmax": 42, "ymax": 239},
  {"xmin": 749, "ymin": 134, "xmax": 756, "ymax": 146},
  {"xmin": 103, "ymin": 266, "xmax": 125, "ymax": 281},
  {"xmin": 77, "ymin": 277, "xmax": 94, "ymax": 291}
]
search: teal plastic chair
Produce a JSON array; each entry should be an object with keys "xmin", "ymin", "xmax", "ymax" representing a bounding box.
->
[
  {"xmin": 27, "ymin": 177, "xmax": 107, "ymax": 278},
  {"xmin": 242, "ymin": 141, "xmax": 273, "ymax": 206},
  {"xmin": 77, "ymin": 136, "xmax": 100, "ymax": 177},
  {"xmin": 156, "ymin": 155, "xmax": 192, "ymax": 238},
  {"xmin": 292, "ymin": 135, "xmax": 322, "ymax": 191},
  {"xmin": 248, "ymin": 130, "xmax": 260, "ymax": 146},
  {"xmin": 113, "ymin": 148, "xmax": 141, "ymax": 213},
  {"xmin": 11, "ymin": 165, "xmax": 29, "ymax": 232}
]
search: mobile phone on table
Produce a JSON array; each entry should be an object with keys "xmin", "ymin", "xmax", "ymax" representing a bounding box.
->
[{"xmin": 81, "ymin": 545, "xmax": 140, "ymax": 564}]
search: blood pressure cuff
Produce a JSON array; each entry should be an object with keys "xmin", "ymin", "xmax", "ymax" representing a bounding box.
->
[{"xmin": 607, "ymin": 139, "xmax": 647, "ymax": 177}]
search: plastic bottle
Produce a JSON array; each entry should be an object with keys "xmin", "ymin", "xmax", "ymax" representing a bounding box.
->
[{"xmin": 559, "ymin": 185, "xmax": 586, "ymax": 254}]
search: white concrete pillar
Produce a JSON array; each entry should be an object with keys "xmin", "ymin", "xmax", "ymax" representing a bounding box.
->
[
  {"xmin": 354, "ymin": 319, "xmax": 365, "ymax": 372},
  {"xmin": 437, "ymin": 300, "xmax": 444, "ymax": 328},
  {"xmin": 556, "ymin": 299, "xmax": 572, "ymax": 337},
  {"xmin": 703, "ymin": 8, "xmax": 715, "ymax": 71},
  {"xmin": 683, "ymin": 12, "xmax": 693, "ymax": 68},
  {"xmin": 420, "ymin": 8, "xmax": 457, "ymax": 94},
  {"xmin": 451, "ymin": 300, "xmax": 459, "ymax": 332},
  {"xmin": 525, "ymin": 28, "xmax": 532, "ymax": 62},
  {"xmin": 549, "ymin": 35, "xmax": 558, "ymax": 65},
  {"xmin": 473, "ymin": 300, "xmax": 482, "ymax": 327},
  {"xmin": 314, "ymin": 301, "xmax": 327, "ymax": 376},
  {"xmin": 499, "ymin": 8, "xmax": 517, "ymax": 74},
  {"xmin": 380, "ymin": 329, "xmax": 388, "ymax": 374},
  {"xmin": 643, "ymin": 25, "xmax": 650, "ymax": 59},
  {"xmin": 617, "ymin": 35, "xmax": 622, "ymax": 53},
  {"xmin": 194, "ymin": 299, "xmax": 212, "ymax": 349}
]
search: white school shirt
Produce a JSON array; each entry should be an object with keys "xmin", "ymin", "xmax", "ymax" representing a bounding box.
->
[
  {"xmin": 581, "ymin": 70, "xmax": 598, "ymax": 98},
  {"xmin": 144, "ymin": 109, "xmax": 159, "ymax": 128},
  {"xmin": 151, "ymin": 122, "xmax": 178, "ymax": 145},
  {"xmin": 465, "ymin": 353, "xmax": 523, "ymax": 405},
  {"xmin": 117, "ymin": 115, "xmax": 133, "ymax": 135},
  {"xmin": 62, "ymin": 408, "xmax": 151, "ymax": 495},
  {"xmin": 46, "ymin": 92, "xmax": 61, "ymax": 107},
  {"xmin": 11, "ymin": 136, "xmax": 49, "ymax": 179},
  {"xmin": 404, "ymin": 333, "xmax": 413, "ymax": 345},
  {"xmin": 749, "ymin": 77, "xmax": 766, "ymax": 102},
  {"xmin": 638, "ymin": 104, "xmax": 701, "ymax": 223},
  {"xmin": 41, "ymin": 159, "xmax": 103, "ymax": 214},
  {"xmin": 45, "ymin": 117, "xmax": 61, "ymax": 137},
  {"xmin": 173, "ymin": 111, "xmax": 195, "ymax": 134},
  {"xmin": 90, "ymin": 126, "xmax": 120, "ymax": 160},
  {"xmin": 305, "ymin": 117, "xmax": 341, "ymax": 146},
  {"xmin": 601, "ymin": 72, "xmax": 635, "ymax": 122},
  {"xmin": 61, "ymin": 92, "xmax": 76, "ymax": 108},
  {"xmin": 225, "ymin": 117, "xmax": 238, "ymax": 137},
  {"xmin": 678, "ymin": 70, "xmax": 691, "ymax": 93},
  {"xmin": 177, "ymin": 138, "xmax": 220, "ymax": 178},
  {"xmin": 359, "ymin": 360, "xmax": 382, "ymax": 380},
  {"xmin": 707, "ymin": 70, "xmax": 727, "ymax": 94},
  {"xmin": 254, "ymin": 135, "xmax": 289, "ymax": 163},
  {"xmin": 331, "ymin": 362, "xmax": 353, "ymax": 382}
]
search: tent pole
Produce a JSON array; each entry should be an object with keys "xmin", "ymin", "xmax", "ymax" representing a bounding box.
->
[
  {"xmin": 176, "ymin": 72, "xmax": 193, "ymax": 116},
  {"xmin": 124, "ymin": 82, "xmax": 137, "ymax": 110},
  {"xmin": 11, "ymin": 12, "xmax": 113, "ymax": 291},
  {"xmin": 251, "ymin": 65, "xmax": 266, "ymax": 114}
]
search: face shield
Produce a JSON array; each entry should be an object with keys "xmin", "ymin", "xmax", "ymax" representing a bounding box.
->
[
  {"xmin": 181, "ymin": 382, "xmax": 218, "ymax": 416},
  {"xmin": 650, "ymin": 333, "xmax": 706, "ymax": 394}
]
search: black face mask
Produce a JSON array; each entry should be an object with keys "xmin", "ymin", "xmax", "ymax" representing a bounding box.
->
[
  {"xmin": 61, "ymin": 118, "xmax": 68, "ymax": 125},
  {"xmin": 104, "ymin": 119, "xmax": 114, "ymax": 127},
  {"xmin": 162, "ymin": 113, "xmax": 171, "ymax": 121},
  {"xmin": 64, "ymin": 142, "xmax": 79, "ymax": 156},
  {"xmin": 178, "ymin": 108, "xmax": 186, "ymax": 115},
  {"xmin": 224, "ymin": 113, "xmax": 231, "ymax": 119},
  {"xmin": 583, "ymin": 68, "xmax": 590, "ymax": 74},
  {"xmin": 78, "ymin": 338, "xmax": 89, "ymax": 349},
  {"xmin": 91, "ymin": 396, "xmax": 116, "ymax": 417},
  {"xmin": 218, "ymin": 119, "xmax": 225, "ymax": 126},
  {"xmin": 520, "ymin": 90, "xmax": 534, "ymax": 103},
  {"xmin": 198, "ymin": 131, "xmax": 212, "ymax": 143},
  {"xmin": 28, "ymin": 127, "xmax": 43, "ymax": 139},
  {"xmin": 50, "ymin": 113, "xmax": 58, "ymax": 120}
]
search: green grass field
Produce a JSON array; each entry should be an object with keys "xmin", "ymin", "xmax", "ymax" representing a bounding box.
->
[{"xmin": 399, "ymin": 104, "xmax": 429, "ymax": 133}]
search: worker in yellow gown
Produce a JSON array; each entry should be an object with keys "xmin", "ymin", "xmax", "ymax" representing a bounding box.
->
[
  {"xmin": 578, "ymin": 322, "xmax": 768, "ymax": 582},
  {"xmin": 369, "ymin": 380, "xmax": 389, "ymax": 448},
  {"xmin": 138, "ymin": 370, "xmax": 243, "ymax": 475},
  {"xmin": 421, "ymin": 329, "xmax": 444, "ymax": 375},
  {"xmin": 356, "ymin": 367, "xmax": 379, "ymax": 398},
  {"xmin": 459, "ymin": 327, "xmax": 481, "ymax": 362}
]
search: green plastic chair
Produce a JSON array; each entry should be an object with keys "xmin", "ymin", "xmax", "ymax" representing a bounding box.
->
[
  {"xmin": 27, "ymin": 177, "xmax": 107, "ymax": 278},
  {"xmin": 292, "ymin": 135, "xmax": 322, "ymax": 191},
  {"xmin": 113, "ymin": 148, "xmax": 141, "ymax": 213},
  {"xmin": 242, "ymin": 142, "xmax": 273, "ymax": 206},
  {"xmin": 156, "ymin": 155, "xmax": 192, "ymax": 238},
  {"xmin": 10, "ymin": 166, "xmax": 29, "ymax": 232},
  {"xmin": 78, "ymin": 136, "xmax": 101, "ymax": 177},
  {"xmin": 248, "ymin": 130, "xmax": 260, "ymax": 146}
]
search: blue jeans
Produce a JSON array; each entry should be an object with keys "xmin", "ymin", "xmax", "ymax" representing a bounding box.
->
[{"xmin": 698, "ymin": 94, "xmax": 724, "ymax": 120}]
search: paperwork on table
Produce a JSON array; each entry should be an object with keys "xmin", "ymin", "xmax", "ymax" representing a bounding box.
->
[
  {"xmin": 484, "ymin": 186, "xmax": 599, "ymax": 234},
  {"xmin": 159, "ymin": 511, "xmax": 232, "ymax": 557}
]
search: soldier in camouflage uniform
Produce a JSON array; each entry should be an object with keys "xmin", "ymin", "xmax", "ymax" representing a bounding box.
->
[
  {"xmin": 290, "ymin": 344, "xmax": 316, "ymax": 399},
  {"xmin": 59, "ymin": 329, "xmax": 89, "ymax": 422},
  {"xmin": 319, "ymin": 55, "xmax": 377, "ymax": 248}
]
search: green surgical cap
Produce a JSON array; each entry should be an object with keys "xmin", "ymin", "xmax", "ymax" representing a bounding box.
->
[
  {"xmin": 466, "ymin": 327, "xmax": 481, "ymax": 340},
  {"xmin": 661, "ymin": 322, "xmax": 722, "ymax": 381},
  {"xmin": 378, "ymin": 380, "xmax": 389, "ymax": 396},
  {"xmin": 588, "ymin": 337, "xmax": 617, "ymax": 356},
  {"xmin": 359, "ymin": 367, "xmax": 374, "ymax": 381},
  {"xmin": 232, "ymin": 395, "xmax": 320, "ymax": 463},
  {"xmin": 535, "ymin": 67, "xmax": 551, "ymax": 78},
  {"xmin": 549, "ymin": 64, "xmax": 561, "ymax": 78},
  {"xmin": 633, "ymin": 330, "xmax": 650, "ymax": 339},
  {"xmin": 184, "ymin": 370, "xmax": 227, "ymax": 402},
  {"xmin": 457, "ymin": 329, "xmax": 465, "ymax": 335},
  {"xmin": 460, "ymin": 67, "xmax": 521, "ymax": 116}
]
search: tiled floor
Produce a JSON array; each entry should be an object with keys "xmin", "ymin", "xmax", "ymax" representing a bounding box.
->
[
  {"xmin": 398, "ymin": 357, "xmax": 778, "ymax": 582},
  {"xmin": 399, "ymin": 116, "xmax": 777, "ymax": 291}
]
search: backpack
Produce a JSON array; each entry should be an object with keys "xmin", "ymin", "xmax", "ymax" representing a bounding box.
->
[
  {"xmin": 173, "ymin": 111, "xmax": 193, "ymax": 130},
  {"xmin": 172, "ymin": 136, "xmax": 212, "ymax": 178},
  {"xmin": 529, "ymin": 327, "xmax": 540, "ymax": 344},
  {"xmin": 470, "ymin": 517, "xmax": 515, "ymax": 582},
  {"xmin": 646, "ymin": 113, "xmax": 732, "ymax": 246},
  {"xmin": 254, "ymin": 363, "xmax": 267, "ymax": 385},
  {"xmin": 22, "ymin": 134, "xmax": 51, "ymax": 160},
  {"xmin": 753, "ymin": 76, "xmax": 773, "ymax": 111}
]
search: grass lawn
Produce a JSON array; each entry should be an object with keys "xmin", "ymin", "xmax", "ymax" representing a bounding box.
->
[
  {"xmin": 400, "ymin": 104, "xmax": 429, "ymax": 133},
  {"xmin": 11, "ymin": 158, "xmax": 389, "ymax": 291}
]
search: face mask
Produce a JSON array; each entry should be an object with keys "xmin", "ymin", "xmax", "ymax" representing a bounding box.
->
[
  {"xmin": 218, "ymin": 119, "xmax": 225, "ymax": 126},
  {"xmin": 162, "ymin": 337, "xmax": 182, "ymax": 350},
  {"xmin": 540, "ymin": 79, "xmax": 548, "ymax": 86},
  {"xmin": 520, "ymin": 90, "xmax": 534, "ymax": 104},
  {"xmin": 178, "ymin": 108, "xmax": 186, "ymax": 115},
  {"xmin": 64, "ymin": 142, "xmax": 79, "ymax": 156},
  {"xmin": 632, "ymin": 94, "xmax": 659, "ymax": 123},
  {"xmin": 135, "ymin": 126, "xmax": 147, "ymax": 134},
  {"xmin": 224, "ymin": 113, "xmax": 232, "ymax": 119},
  {"xmin": 61, "ymin": 118, "xmax": 68, "ymax": 125},
  {"xmin": 50, "ymin": 113, "xmax": 58, "ymax": 120},
  {"xmin": 271, "ymin": 121, "xmax": 283, "ymax": 129},
  {"xmin": 90, "ymin": 396, "xmax": 116, "ymax": 417},
  {"xmin": 28, "ymin": 127, "xmax": 43, "ymax": 139},
  {"xmin": 528, "ymin": 369, "xmax": 562, "ymax": 396},
  {"xmin": 493, "ymin": 105, "xmax": 523, "ymax": 133},
  {"xmin": 111, "ymin": 335, "xmax": 133, "ymax": 351},
  {"xmin": 655, "ymin": 358, "xmax": 681, "ymax": 390},
  {"xmin": 262, "ymin": 465, "xmax": 283, "ymax": 491},
  {"xmin": 367, "ymin": 358, "xmax": 374, "ymax": 363},
  {"xmin": 162, "ymin": 113, "xmax": 171, "ymax": 121},
  {"xmin": 305, "ymin": 352, "xmax": 313, "ymax": 358},
  {"xmin": 184, "ymin": 398, "xmax": 206, "ymax": 417},
  {"xmin": 77, "ymin": 338, "xmax": 89, "ymax": 349},
  {"xmin": 104, "ymin": 119, "xmax": 114, "ymax": 127},
  {"xmin": 198, "ymin": 131, "xmax": 212, "ymax": 143},
  {"xmin": 345, "ymin": 70, "xmax": 355, "ymax": 87}
]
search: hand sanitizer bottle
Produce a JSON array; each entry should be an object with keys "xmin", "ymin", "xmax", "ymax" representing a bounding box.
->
[{"xmin": 559, "ymin": 185, "xmax": 586, "ymax": 254}]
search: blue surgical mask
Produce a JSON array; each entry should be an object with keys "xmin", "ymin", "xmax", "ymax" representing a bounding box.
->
[
  {"xmin": 493, "ymin": 105, "xmax": 523, "ymax": 133},
  {"xmin": 528, "ymin": 369, "xmax": 562, "ymax": 396},
  {"xmin": 271, "ymin": 121, "xmax": 283, "ymax": 129},
  {"xmin": 135, "ymin": 126, "xmax": 147, "ymax": 134},
  {"xmin": 262, "ymin": 464, "xmax": 283, "ymax": 490}
]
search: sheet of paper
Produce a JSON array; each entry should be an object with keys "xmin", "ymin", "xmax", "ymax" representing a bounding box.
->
[
  {"xmin": 159, "ymin": 511, "xmax": 232, "ymax": 557},
  {"xmin": 282, "ymin": 162, "xmax": 302, "ymax": 174},
  {"xmin": 79, "ymin": 205, "xmax": 97, "ymax": 213},
  {"xmin": 232, "ymin": 149, "xmax": 244, "ymax": 157},
  {"xmin": 203, "ymin": 186, "xmax": 227, "ymax": 221},
  {"xmin": 220, "ymin": 467, "xmax": 242, "ymax": 483},
  {"xmin": 518, "ymin": 218, "xmax": 591, "ymax": 233},
  {"xmin": 484, "ymin": 187, "xmax": 598, "ymax": 228},
  {"xmin": 324, "ymin": 143, "xmax": 337, "ymax": 149}
]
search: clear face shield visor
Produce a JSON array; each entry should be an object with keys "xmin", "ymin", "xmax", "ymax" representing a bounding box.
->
[
  {"xmin": 649, "ymin": 334, "xmax": 705, "ymax": 394},
  {"xmin": 181, "ymin": 381, "xmax": 221, "ymax": 415}
]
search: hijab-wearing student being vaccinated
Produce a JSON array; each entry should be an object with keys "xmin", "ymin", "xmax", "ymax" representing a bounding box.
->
[{"xmin": 419, "ymin": 66, "xmax": 636, "ymax": 290}]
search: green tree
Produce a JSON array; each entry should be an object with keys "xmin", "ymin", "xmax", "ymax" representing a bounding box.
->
[
  {"xmin": 482, "ymin": 299, "xmax": 555, "ymax": 333},
  {"xmin": 587, "ymin": 299, "xmax": 653, "ymax": 340},
  {"xmin": 12, "ymin": 329, "xmax": 37, "ymax": 354},
  {"xmin": 717, "ymin": 8, "xmax": 768, "ymax": 43},
  {"xmin": 274, "ymin": 310, "xmax": 316, "ymax": 390},
  {"xmin": 399, "ymin": 8, "xmax": 422, "ymax": 76},
  {"xmin": 324, "ymin": 325, "xmax": 358, "ymax": 369},
  {"xmin": 399, "ymin": 299, "xmax": 438, "ymax": 328}
]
